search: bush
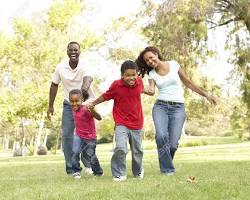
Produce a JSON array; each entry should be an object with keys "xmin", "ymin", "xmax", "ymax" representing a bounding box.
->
[
  {"xmin": 13, "ymin": 148, "xmax": 22, "ymax": 157},
  {"xmin": 27, "ymin": 145, "xmax": 35, "ymax": 156},
  {"xmin": 37, "ymin": 145, "xmax": 48, "ymax": 155},
  {"xmin": 180, "ymin": 140, "xmax": 208, "ymax": 147}
]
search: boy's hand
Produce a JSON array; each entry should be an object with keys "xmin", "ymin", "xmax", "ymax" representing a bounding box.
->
[{"xmin": 86, "ymin": 101, "xmax": 95, "ymax": 110}]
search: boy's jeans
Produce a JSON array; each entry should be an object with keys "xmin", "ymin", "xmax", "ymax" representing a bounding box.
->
[
  {"xmin": 152, "ymin": 100, "xmax": 186, "ymax": 173},
  {"xmin": 111, "ymin": 125, "xmax": 143, "ymax": 177},
  {"xmin": 72, "ymin": 135, "xmax": 103, "ymax": 175}
]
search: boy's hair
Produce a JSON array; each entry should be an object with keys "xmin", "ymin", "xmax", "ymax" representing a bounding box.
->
[
  {"xmin": 121, "ymin": 60, "xmax": 138, "ymax": 75},
  {"xmin": 67, "ymin": 41, "xmax": 80, "ymax": 49},
  {"xmin": 69, "ymin": 89, "xmax": 89, "ymax": 101}
]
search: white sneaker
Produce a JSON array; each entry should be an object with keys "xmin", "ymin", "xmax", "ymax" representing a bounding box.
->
[
  {"xmin": 162, "ymin": 172, "xmax": 174, "ymax": 176},
  {"xmin": 73, "ymin": 172, "xmax": 81, "ymax": 179},
  {"xmin": 135, "ymin": 168, "xmax": 144, "ymax": 179},
  {"xmin": 112, "ymin": 175, "xmax": 127, "ymax": 182},
  {"xmin": 84, "ymin": 167, "xmax": 93, "ymax": 175}
]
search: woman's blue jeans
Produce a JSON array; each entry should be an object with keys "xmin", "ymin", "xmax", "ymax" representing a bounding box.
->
[{"xmin": 152, "ymin": 100, "xmax": 186, "ymax": 173}]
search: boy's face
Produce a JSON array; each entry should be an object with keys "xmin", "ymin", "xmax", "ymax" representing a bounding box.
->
[
  {"xmin": 69, "ymin": 93, "xmax": 82, "ymax": 111},
  {"xmin": 121, "ymin": 69, "xmax": 138, "ymax": 86}
]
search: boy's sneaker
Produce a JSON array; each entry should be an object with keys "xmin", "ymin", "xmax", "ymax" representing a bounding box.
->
[
  {"xmin": 135, "ymin": 168, "xmax": 144, "ymax": 179},
  {"xmin": 84, "ymin": 167, "xmax": 93, "ymax": 175},
  {"xmin": 112, "ymin": 175, "xmax": 127, "ymax": 182},
  {"xmin": 73, "ymin": 172, "xmax": 81, "ymax": 179}
]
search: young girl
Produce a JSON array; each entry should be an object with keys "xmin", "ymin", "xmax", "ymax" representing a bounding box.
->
[{"xmin": 69, "ymin": 89, "xmax": 103, "ymax": 179}]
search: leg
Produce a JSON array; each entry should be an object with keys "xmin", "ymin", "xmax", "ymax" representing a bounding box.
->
[
  {"xmin": 168, "ymin": 104, "xmax": 186, "ymax": 159},
  {"xmin": 62, "ymin": 101, "xmax": 75, "ymax": 174},
  {"xmin": 111, "ymin": 125, "xmax": 128, "ymax": 177},
  {"xmin": 152, "ymin": 101, "xmax": 174, "ymax": 173},
  {"xmin": 72, "ymin": 135, "xmax": 83, "ymax": 173},
  {"xmin": 83, "ymin": 139, "xmax": 103, "ymax": 175},
  {"xmin": 128, "ymin": 129, "xmax": 143, "ymax": 176},
  {"xmin": 81, "ymin": 153, "xmax": 91, "ymax": 168}
]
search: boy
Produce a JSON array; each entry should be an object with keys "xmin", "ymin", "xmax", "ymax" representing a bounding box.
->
[
  {"xmin": 69, "ymin": 89, "xmax": 103, "ymax": 179},
  {"xmin": 88, "ymin": 60, "xmax": 144, "ymax": 182}
]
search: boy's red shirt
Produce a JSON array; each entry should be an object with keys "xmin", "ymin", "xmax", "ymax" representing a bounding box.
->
[{"xmin": 102, "ymin": 77, "xmax": 144, "ymax": 130}]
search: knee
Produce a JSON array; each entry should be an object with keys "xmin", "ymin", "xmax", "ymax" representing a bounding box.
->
[
  {"xmin": 114, "ymin": 146, "xmax": 127, "ymax": 155},
  {"xmin": 155, "ymin": 133, "xmax": 168, "ymax": 145}
]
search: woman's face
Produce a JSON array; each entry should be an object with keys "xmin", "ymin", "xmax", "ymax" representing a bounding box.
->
[{"xmin": 143, "ymin": 51, "xmax": 159, "ymax": 69}]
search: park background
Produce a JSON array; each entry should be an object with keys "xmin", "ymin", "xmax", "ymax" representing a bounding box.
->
[{"xmin": 0, "ymin": 0, "xmax": 249, "ymax": 199}]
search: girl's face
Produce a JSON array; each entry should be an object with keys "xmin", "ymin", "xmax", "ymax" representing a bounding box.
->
[
  {"xmin": 69, "ymin": 93, "xmax": 82, "ymax": 111},
  {"xmin": 143, "ymin": 51, "xmax": 159, "ymax": 69},
  {"xmin": 122, "ymin": 69, "xmax": 138, "ymax": 86}
]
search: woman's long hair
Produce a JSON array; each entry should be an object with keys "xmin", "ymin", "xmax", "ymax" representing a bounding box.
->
[{"xmin": 135, "ymin": 46, "xmax": 163, "ymax": 78}]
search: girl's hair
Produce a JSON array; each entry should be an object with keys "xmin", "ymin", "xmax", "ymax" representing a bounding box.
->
[
  {"xmin": 136, "ymin": 46, "xmax": 163, "ymax": 78},
  {"xmin": 121, "ymin": 60, "xmax": 138, "ymax": 75},
  {"xmin": 69, "ymin": 89, "xmax": 89, "ymax": 101}
]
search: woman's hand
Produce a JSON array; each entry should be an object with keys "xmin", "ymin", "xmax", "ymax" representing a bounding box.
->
[{"xmin": 205, "ymin": 95, "xmax": 217, "ymax": 105}]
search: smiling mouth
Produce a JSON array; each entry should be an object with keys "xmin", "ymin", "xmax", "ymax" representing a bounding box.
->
[{"xmin": 70, "ymin": 55, "xmax": 77, "ymax": 59}]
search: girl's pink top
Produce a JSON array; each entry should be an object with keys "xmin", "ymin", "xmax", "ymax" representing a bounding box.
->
[{"xmin": 72, "ymin": 105, "xmax": 96, "ymax": 139}]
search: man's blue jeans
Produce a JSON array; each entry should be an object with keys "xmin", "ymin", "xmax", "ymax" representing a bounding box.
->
[
  {"xmin": 152, "ymin": 100, "xmax": 186, "ymax": 173},
  {"xmin": 62, "ymin": 101, "xmax": 91, "ymax": 174},
  {"xmin": 62, "ymin": 101, "xmax": 75, "ymax": 174},
  {"xmin": 111, "ymin": 125, "xmax": 143, "ymax": 177},
  {"xmin": 72, "ymin": 135, "xmax": 103, "ymax": 175}
]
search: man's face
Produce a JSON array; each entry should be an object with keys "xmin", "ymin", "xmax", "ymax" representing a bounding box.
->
[
  {"xmin": 67, "ymin": 43, "xmax": 80, "ymax": 63},
  {"xmin": 121, "ymin": 69, "xmax": 138, "ymax": 86},
  {"xmin": 69, "ymin": 93, "xmax": 82, "ymax": 111}
]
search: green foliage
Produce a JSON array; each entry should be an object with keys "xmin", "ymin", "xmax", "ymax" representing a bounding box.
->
[
  {"xmin": 48, "ymin": 0, "xmax": 83, "ymax": 31},
  {"xmin": 0, "ymin": 0, "xmax": 103, "ymax": 151},
  {"xmin": 96, "ymin": 116, "xmax": 115, "ymax": 143}
]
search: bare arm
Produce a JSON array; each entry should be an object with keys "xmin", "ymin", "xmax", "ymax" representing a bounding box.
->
[
  {"xmin": 47, "ymin": 82, "xmax": 58, "ymax": 120},
  {"xmin": 143, "ymin": 79, "xmax": 156, "ymax": 96},
  {"xmin": 87, "ymin": 95, "xmax": 106, "ymax": 110},
  {"xmin": 88, "ymin": 108, "xmax": 102, "ymax": 120},
  {"xmin": 178, "ymin": 68, "xmax": 216, "ymax": 105},
  {"xmin": 82, "ymin": 76, "xmax": 93, "ymax": 92}
]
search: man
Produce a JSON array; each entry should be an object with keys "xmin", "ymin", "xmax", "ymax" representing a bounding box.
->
[{"xmin": 47, "ymin": 41, "xmax": 93, "ymax": 174}]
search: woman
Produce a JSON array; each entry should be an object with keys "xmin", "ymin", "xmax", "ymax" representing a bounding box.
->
[{"xmin": 136, "ymin": 46, "xmax": 216, "ymax": 175}]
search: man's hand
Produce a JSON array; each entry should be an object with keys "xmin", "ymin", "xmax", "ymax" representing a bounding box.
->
[{"xmin": 47, "ymin": 106, "xmax": 54, "ymax": 120}]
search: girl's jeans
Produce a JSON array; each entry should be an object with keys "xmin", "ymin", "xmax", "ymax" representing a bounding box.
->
[{"xmin": 72, "ymin": 135, "xmax": 103, "ymax": 175}]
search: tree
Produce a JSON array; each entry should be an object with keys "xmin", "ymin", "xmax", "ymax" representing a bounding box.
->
[{"xmin": 0, "ymin": 0, "xmax": 104, "ymax": 153}]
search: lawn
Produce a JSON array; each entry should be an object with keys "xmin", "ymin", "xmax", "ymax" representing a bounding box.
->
[{"xmin": 0, "ymin": 141, "xmax": 250, "ymax": 200}]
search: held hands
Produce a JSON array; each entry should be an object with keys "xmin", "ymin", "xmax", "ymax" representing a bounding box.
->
[{"xmin": 86, "ymin": 101, "xmax": 95, "ymax": 112}]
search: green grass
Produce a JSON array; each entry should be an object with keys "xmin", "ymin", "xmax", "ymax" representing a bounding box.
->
[{"xmin": 1, "ymin": 141, "xmax": 250, "ymax": 200}]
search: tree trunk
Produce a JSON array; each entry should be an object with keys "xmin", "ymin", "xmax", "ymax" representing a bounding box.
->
[
  {"xmin": 54, "ymin": 128, "xmax": 61, "ymax": 154},
  {"xmin": 34, "ymin": 111, "xmax": 45, "ymax": 155},
  {"xmin": 43, "ymin": 129, "xmax": 49, "ymax": 146},
  {"xmin": 3, "ymin": 131, "xmax": 9, "ymax": 150}
]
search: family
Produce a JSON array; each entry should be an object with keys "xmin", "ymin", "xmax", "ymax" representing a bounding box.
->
[{"xmin": 47, "ymin": 42, "xmax": 216, "ymax": 182}]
